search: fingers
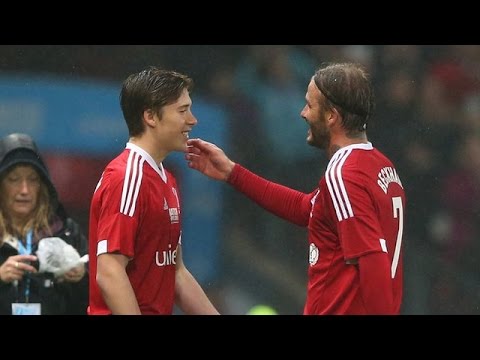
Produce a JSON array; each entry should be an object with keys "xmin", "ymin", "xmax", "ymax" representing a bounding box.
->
[
  {"xmin": 17, "ymin": 254, "xmax": 38, "ymax": 263},
  {"xmin": 0, "ymin": 259, "xmax": 30, "ymax": 283},
  {"xmin": 14, "ymin": 255, "xmax": 38, "ymax": 273},
  {"xmin": 187, "ymin": 138, "xmax": 213, "ymax": 152},
  {"xmin": 17, "ymin": 262, "xmax": 37, "ymax": 273},
  {"xmin": 186, "ymin": 145, "xmax": 201, "ymax": 155},
  {"xmin": 186, "ymin": 139, "xmax": 220, "ymax": 159},
  {"xmin": 186, "ymin": 138, "xmax": 203, "ymax": 146},
  {"xmin": 185, "ymin": 143, "xmax": 203, "ymax": 170},
  {"xmin": 63, "ymin": 266, "xmax": 85, "ymax": 282}
]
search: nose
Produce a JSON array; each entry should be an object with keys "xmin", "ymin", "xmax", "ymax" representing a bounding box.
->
[
  {"xmin": 300, "ymin": 105, "xmax": 307, "ymax": 118},
  {"xmin": 189, "ymin": 113, "xmax": 198, "ymax": 126},
  {"xmin": 19, "ymin": 179, "xmax": 32, "ymax": 194},
  {"xmin": 18, "ymin": 179, "xmax": 35, "ymax": 194}
]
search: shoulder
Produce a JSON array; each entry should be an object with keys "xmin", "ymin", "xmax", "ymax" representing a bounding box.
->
[
  {"xmin": 326, "ymin": 147, "xmax": 362, "ymax": 175},
  {"xmin": 325, "ymin": 148, "xmax": 373, "ymax": 187},
  {"xmin": 101, "ymin": 150, "xmax": 148, "ymax": 189}
]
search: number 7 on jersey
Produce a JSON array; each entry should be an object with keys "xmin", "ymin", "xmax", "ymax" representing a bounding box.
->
[{"xmin": 391, "ymin": 196, "xmax": 404, "ymax": 279}]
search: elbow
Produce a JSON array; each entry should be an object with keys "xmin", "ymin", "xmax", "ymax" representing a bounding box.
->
[
  {"xmin": 95, "ymin": 270, "xmax": 108, "ymax": 292},
  {"xmin": 95, "ymin": 264, "xmax": 116, "ymax": 292}
]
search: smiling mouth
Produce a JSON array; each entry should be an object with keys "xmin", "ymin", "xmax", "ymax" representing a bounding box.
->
[
  {"xmin": 15, "ymin": 199, "xmax": 32, "ymax": 204},
  {"xmin": 182, "ymin": 131, "xmax": 190, "ymax": 139}
]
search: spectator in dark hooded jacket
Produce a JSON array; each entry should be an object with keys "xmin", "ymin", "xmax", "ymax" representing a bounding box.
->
[{"xmin": 0, "ymin": 133, "xmax": 88, "ymax": 315}]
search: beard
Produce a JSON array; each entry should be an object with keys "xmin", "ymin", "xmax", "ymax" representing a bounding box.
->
[{"xmin": 308, "ymin": 122, "xmax": 330, "ymax": 150}]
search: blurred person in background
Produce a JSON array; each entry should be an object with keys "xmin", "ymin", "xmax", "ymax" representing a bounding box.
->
[
  {"xmin": 186, "ymin": 63, "xmax": 406, "ymax": 315},
  {"xmin": 88, "ymin": 67, "xmax": 219, "ymax": 315},
  {"xmin": 0, "ymin": 133, "xmax": 88, "ymax": 315},
  {"xmin": 430, "ymin": 134, "xmax": 480, "ymax": 313}
]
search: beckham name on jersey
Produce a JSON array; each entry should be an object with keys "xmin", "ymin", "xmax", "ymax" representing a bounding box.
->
[{"xmin": 377, "ymin": 166, "xmax": 403, "ymax": 194}]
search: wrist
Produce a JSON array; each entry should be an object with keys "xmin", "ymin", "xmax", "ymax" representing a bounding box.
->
[{"xmin": 225, "ymin": 161, "xmax": 236, "ymax": 181}]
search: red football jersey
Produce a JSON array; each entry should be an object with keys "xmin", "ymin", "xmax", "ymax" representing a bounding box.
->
[
  {"xmin": 228, "ymin": 142, "xmax": 405, "ymax": 314},
  {"xmin": 88, "ymin": 143, "xmax": 182, "ymax": 315},
  {"xmin": 305, "ymin": 143, "xmax": 405, "ymax": 314}
]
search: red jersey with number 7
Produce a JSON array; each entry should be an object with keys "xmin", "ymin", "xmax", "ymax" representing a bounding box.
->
[{"xmin": 305, "ymin": 142, "xmax": 405, "ymax": 314}]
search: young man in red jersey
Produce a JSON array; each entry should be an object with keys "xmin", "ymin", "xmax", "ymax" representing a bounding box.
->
[
  {"xmin": 88, "ymin": 67, "xmax": 219, "ymax": 315},
  {"xmin": 186, "ymin": 63, "xmax": 406, "ymax": 315}
]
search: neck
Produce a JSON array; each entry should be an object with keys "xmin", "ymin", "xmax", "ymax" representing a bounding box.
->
[
  {"xmin": 11, "ymin": 216, "xmax": 29, "ymax": 231},
  {"xmin": 129, "ymin": 136, "xmax": 167, "ymax": 164},
  {"xmin": 10, "ymin": 222, "xmax": 32, "ymax": 243},
  {"xmin": 327, "ymin": 132, "xmax": 368, "ymax": 159}
]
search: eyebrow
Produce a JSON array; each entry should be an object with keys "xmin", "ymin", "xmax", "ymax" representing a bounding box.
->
[{"xmin": 177, "ymin": 103, "xmax": 191, "ymax": 110}]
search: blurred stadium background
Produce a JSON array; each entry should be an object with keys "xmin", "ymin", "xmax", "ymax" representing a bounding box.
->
[{"xmin": 1, "ymin": 45, "xmax": 479, "ymax": 314}]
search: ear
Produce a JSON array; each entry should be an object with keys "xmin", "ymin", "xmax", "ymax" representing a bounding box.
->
[
  {"xmin": 143, "ymin": 109, "xmax": 156, "ymax": 128},
  {"xmin": 326, "ymin": 107, "xmax": 339, "ymax": 127}
]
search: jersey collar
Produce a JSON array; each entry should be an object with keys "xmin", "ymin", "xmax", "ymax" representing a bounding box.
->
[{"xmin": 125, "ymin": 142, "xmax": 167, "ymax": 183}]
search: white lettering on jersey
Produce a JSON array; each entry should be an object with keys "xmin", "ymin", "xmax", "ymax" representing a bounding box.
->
[
  {"xmin": 155, "ymin": 244, "xmax": 177, "ymax": 266},
  {"xmin": 377, "ymin": 166, "xmax": 403, "ymax": 194}
]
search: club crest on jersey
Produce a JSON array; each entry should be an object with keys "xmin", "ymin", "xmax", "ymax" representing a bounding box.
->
[{"xmin": 309, "ymin": 243, "xmax": 319, "ymax": 266}]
